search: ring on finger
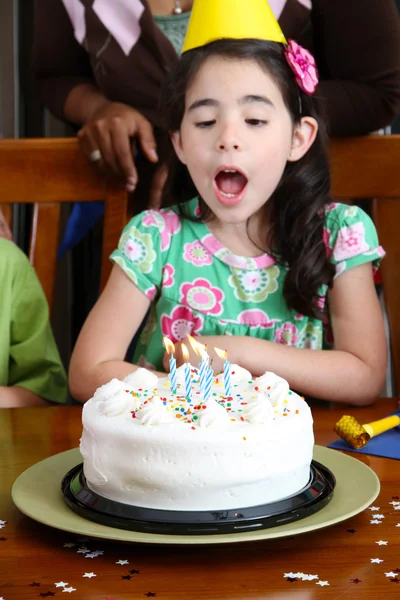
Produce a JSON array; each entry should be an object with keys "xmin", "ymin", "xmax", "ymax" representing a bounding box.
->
[{"xmin": 89, "ymin": 149, "xmax": 102, "ymax": 163}]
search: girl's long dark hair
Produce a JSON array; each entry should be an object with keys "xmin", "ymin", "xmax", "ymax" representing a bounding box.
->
[{"xmin": 160, "ymin": 39, "xmax": 335, "ymax": 319}]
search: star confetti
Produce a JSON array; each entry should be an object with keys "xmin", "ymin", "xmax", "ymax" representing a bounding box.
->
[
  {"xmin": 385, "ymin": 572, "xmax": 399, "ymax": 578},
  {"xmin": 316, "ymin": 581, "xmax": 329, "ymax": 586},
  {"xmin": 373, "ymin": 514, "xmax": 385, "ymax": 519},
  {"xmin": 122, "ymin": 575, "xmax": 133, "ymax": 580},
  {"xmin": 116, "ymin": 560, "xmax": 129, "ymax": 565},
  {"xmin": 350, "ymin": 578, "xmax": 362, "ymax": 584},
  {"xmin": 77, "ymin": 548, "xmax": 90, "ymax": 554},
  {"xmin": 63, "ymin": 542, "xmax": 76, "ymax": 548},
  {"xmin": 85, "ymin": 553, "xmax": 100, "ymax": 558},
  {"xmin": 370, "ymin": 520, "xmax": 382, "ymax": 524},
  {"xmin": 376, "ymin": 540, "xmax": 388, "ymax": 545},
  {"xmin": 371, "ymin": 558, "xmax": 384, "ymax": 563},
  {"xmin": 55, "ymin": 582, "xmax": 68, "ymax": 588},
  {"xmin": 369, "ymin": 506, "xmax": 380, "ymax": 511},
  {"xmin": 0, "ymin": 525, "xmax": 5, "ymax": 529},
  {"xmin": 62, "ymin": 587, "xmax": 77, "ymax": 593},
  {"xmin": 396, "ymin": 524, "xmax": 400, "ymax": 527},
  {"xmin": 302, "ymin": 574, "xmax": 319, "ymax": 581},
  {"xmin": 83, "ymin": 573, "xmax": 96, "ymax": 578},
  {"xmin": 394, "ymin": 506, "xmax": 400, "ymax": 511},
  {"xmin": 0, "ymin": 520, "xmax": 6, "ymax": 525},
  {"xmin": 389, "ymin": 500, "xmax": 400, "ymax": 505}
]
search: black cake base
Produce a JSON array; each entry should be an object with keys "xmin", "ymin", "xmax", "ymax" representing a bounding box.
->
[{"xmin": 61, "ymin": 460, "xmax": 336, "ymax": 536}]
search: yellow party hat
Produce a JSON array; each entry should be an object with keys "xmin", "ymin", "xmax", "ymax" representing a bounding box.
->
[{"xmin": 182, "ymin": 0, "xmax": 287, "ymax": 54}]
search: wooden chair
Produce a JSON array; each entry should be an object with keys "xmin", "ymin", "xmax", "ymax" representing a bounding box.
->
[
  {"xmin": 0, "ymin": 138, "xmax": 127, "ymax": 312},
  {"xmin": 328, "ymin": 134, "xmax": 400, "ymax": 394}
]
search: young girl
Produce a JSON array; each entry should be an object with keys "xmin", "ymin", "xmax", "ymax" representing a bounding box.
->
[{"xmin": 69, "ymin": 4, "xmax": 386, "ymax": 405}]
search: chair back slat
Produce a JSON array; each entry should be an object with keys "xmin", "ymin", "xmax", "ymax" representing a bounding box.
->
[
  {"xmin": 372, "ymin": 198, "xmax": 400, "ymax": 392},
  {"xmin": 328, "ymin": 135, "xmax": 400, "ymax": 393},
  {"xmin": 0, "ymin": 138, "xmax": 127, "ymax": 312},
  {"xmin": 29, "ymin": 203, "xmax": 62, "ymax": 309},
  {"xmin": 0, "ymin": 204, "xmax": 13, "ymax": 228},
  {"xmin": 329, "ymin": 136, "xmax": 400, "ymax": 198}
]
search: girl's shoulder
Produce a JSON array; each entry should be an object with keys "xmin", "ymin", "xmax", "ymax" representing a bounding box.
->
[
  {"xmin": 323, "ymin": 202, "xmax": 376, "ymax": 235},
  {"xmin": 322, "ymin": 202, "xmax": 384, "ymax": 269}
]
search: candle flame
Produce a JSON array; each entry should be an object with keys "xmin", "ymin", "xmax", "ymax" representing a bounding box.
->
[
  {"xmin": 187, "ymin": 334, "xmax": 207, "ymax": 358},
  {"xmin": 181, "ymin": 343, "xmax": 190, "ymax": 363},
  {"xmin": 163, "ymin": 336, "xmax": 175, "ymax": 355},
  {"xmin": 214, "ymin": 347, "xmax": 227, "ymax": 361}
]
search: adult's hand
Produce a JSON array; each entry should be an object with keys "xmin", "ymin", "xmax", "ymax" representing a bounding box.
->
[{"xmin": 77, "ymin": 101, "xmax": 159, "ymax": 192}]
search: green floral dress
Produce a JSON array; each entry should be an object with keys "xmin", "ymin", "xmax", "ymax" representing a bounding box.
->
[{"xmin": 111, "ymin": 199, "xmax": 384, "ymax": 371}]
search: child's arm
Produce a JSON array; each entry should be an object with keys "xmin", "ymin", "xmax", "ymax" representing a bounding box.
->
[
  {"xmin": 5, "ymin": 241, "xmax": 67, "ymax": 405},
  {"xmin": 0, "ymin": 387, "xmax": 48, "ymax": 407},
  {"xmin": 193, "ymin": 263, "xmax": 387, "ymax": 406},
  {"xmin": 69, "ymin": 265, "xmax": 165, "ymax": 402}
]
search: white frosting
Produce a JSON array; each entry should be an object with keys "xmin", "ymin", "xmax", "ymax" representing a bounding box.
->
[
  {"xmin": 253, "ymin": 371, "xmax": 290, "ymax": 405},
  {"xmin": 137, "ymin": 396, "xmax": 174, "ymax": 425},
  {"xmin": 243, "ymin": 392, "xmax": 275, "ymax": 424},
  {"xmin": 124, "ymin": 368, "xmax": 159, "ymax": 389},
  {"xmin": 196, "ymin": 398, "xmax": 232, "ymax": 429},
  {"xmin": 80, "ymin": 365, "xmax": 314, "ymax": 510},
  {"xmin": 230, "ymin": 365, "xmax": 252, "ymax": 384},
  {"xmin": 98, "ymin": 389, "xmax": 134, "ymax": 417},
  {"xmin": 93, "ymin": 378, "xmax": 123, "ymax": 402}
]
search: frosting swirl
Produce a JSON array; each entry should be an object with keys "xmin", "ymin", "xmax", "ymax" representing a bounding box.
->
[
  {"xmin": 124, "ymin": 368, "xmax": 158, "ymax": 390},
  {"xmin": 98, "ymin": 389, "xmax": 134, "ymax": 417},
  {"xmin": 253, "ymin": 371, "xmax": 290, "ymax": 405},
  {"xmin": 230, "ymin": 364, "xmax": 253, "ymax": 384},
  {"xmin": 196, "ymin": 399, "xmax": 231, "ymax": 429},
  {"xmin": 138, "ymin": 396, "xmax": 174, "ymax": 426},
  {"xmin": 94, "ymin": 378, "xmax": 124, "ymax": 403},
  {"xmin": 244, "ymin": 393, "xmax": 274, "ymax": 424}
]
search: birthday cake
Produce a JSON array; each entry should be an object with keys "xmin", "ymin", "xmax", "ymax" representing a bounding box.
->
[{"xmin": 80, "ymin": 366, "xmax": 314, "ymax": 511}]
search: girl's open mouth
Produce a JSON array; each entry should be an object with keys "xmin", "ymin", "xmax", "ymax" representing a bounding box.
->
[{"xmin": 213, "ymin": 167, "xmax": 248, "ymax": 206}]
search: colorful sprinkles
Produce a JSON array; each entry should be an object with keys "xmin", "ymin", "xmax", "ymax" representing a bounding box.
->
[{"xmin": 123, "ymin": 371, "xmax": 300, "ymax": 428}]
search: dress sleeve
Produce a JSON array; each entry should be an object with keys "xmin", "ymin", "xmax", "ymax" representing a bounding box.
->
[
  {"xmin": 325, "ymin": 204, "xmax": 385, "ymax": 277},
  {"xmin": 110, "ymin": 209, "xmax": 168, "ymax": 301},
  {"xmin": 312, "ymin": 0, "xmax": 400, "ymax": 136},
  {"xmin": 9, "ymin": 257, "xmax": 68, "ymax": 403},
  {"xmin": 32, "ymin": 0, "xmax": 95, "ymax": 121}
]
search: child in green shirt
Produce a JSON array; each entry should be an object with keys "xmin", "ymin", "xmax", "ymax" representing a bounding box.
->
[{"xmin": 0, "ymin": 238, "xmax": 67, "ymax": 407}]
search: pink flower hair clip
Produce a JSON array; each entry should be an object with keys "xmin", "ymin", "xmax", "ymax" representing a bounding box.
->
[{"xmin": 285, "ymin": 39, "xmax": 319, "ymax": 95}]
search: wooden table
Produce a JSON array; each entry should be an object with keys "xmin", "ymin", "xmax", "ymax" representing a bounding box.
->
[{"xmin": 0, "ymin": 400, "xmax": 399, "ymax": 599}]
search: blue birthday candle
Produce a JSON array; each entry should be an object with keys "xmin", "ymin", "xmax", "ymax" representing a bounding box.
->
[
  {"xmin": 223, "ymin": 359, "xmax": 232, "ymax": 397},
  {"xmin": 204, "ymin": 365, "xmax": 213, "ymax": 401},
  {"xmin": 163, "ymin": 336, "xmax": 177, "ymax": 394}
]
